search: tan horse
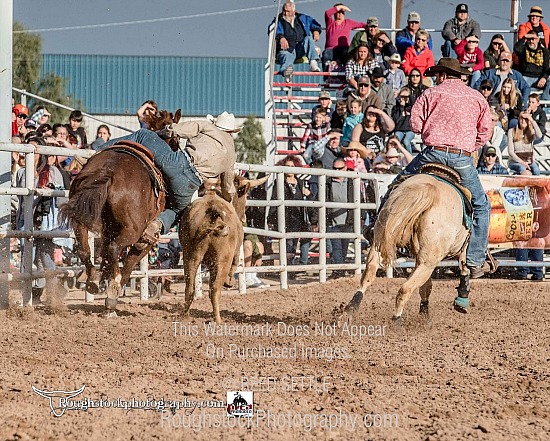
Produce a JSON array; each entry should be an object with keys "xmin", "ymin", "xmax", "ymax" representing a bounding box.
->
[{"xmin": 344, "ymin": 174, "xmax": 471, "ymax": 321}]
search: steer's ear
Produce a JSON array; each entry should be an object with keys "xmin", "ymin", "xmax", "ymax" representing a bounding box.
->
[{"xmin": 174, "ymin": 109, "xmax": 182, "ymax": 123}]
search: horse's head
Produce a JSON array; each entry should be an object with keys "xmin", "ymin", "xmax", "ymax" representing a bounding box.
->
[{"xmin": 144, "ymin": 108, "xmax": 182, "ymax": 151}]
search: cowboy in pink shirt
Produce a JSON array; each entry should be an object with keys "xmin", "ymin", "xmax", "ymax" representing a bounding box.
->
[{"xmin": 323, "ymin": 3, "xmax": 366, "ymax": 68}]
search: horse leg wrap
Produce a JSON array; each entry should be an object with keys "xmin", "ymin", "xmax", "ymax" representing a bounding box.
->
[{"xmin": 456, "ymin": 275, "xmax": 470, "ymax": 298}]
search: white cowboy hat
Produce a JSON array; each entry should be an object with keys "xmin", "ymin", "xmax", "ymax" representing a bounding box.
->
[
  {"xmin": 207, "ymin": 111, "xmax": 241, "ymax": 132},
  {"xmin": 341, "ymin": 141, "xmax": 370, "ymax": 159},
  {"xmin": 383, "ymin": 147, "xmax": 402, "ymax": 158}
]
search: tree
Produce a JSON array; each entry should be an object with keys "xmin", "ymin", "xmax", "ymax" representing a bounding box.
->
[
  {"xmin": 12, "ymin": 22, "xmax": 78, "ymax": 124},
  {"xmin": 234, "ymin": 116, "xmax": 266, "ymax": 165}
]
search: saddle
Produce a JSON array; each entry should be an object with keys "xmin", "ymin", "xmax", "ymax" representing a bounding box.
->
[
  {"xmin": 99, "ymin": 140, "xmax": 165, "ymax": 213},
  {"xmin": 419, "ymin": 163, "xmax": 473, "ymax": 220}
]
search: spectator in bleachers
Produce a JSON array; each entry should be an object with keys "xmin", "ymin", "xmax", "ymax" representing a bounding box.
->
[
  {"xmin": 300, "ymin": 108, "xmax": 329, "ymax": 151},
  {"xmin": 405, "ymin": 68, "xmax": 429, "ymax": 106},
  {"xmin": 476, "ymin": 146, "xmax": 509, "ymax": 175},
  {"xmin": 479, "ymin": 79, "xmax": 499, "ymax": 108},
  {"xmin": 36, "ymin": 124, "xmax": 53, "ymax": 138},
  {"xmin": 345, "ymin": 44, "xmax": 378, "ymax": 95},
  {"xmin": 13, "ymin": 104, "xmax": 28, "ymax": 137},
  {"xmin": 382, "ymin": 136, "xmax": 413, "ymax": 168},
  {"xmin": 370, "ymin": 67, "xmax": 395, "ymax": 115},
  {"xmin": 496, "ymin": 77, "xmax": 523, "ymax": 129},
  {"xmin": 350, "ymin": 105, "xmax": 395, "ymax": 157},
  {"xmin": 370, "ymin": 31, "xmax": 398, "ymax": 73},
  {"xmin": 243, "ymin": 234, "xmax": 270, "ymax": 289},
  {"xmin": 474, "ymin": 51, "xmax": 531, "ymax": 108},
  {"xmin": 507, "ymin": 111, "xmax": 543, "ymax": 175},
  {"xmin": 395, "ymin": 11, "xmax": 433, "ymax": 59},
  {"xmin": 341, "ymin": 141, "xmax": 369, "ymax": 172},
  {"xmin": 64, "ymin": 110, "xmax": 87, "ymax": 147},
  {"xmin": 330, "ymin": 100, "xmax": 347, "ymax": 131},
  {"xmin": 137, "ymin": 100, "xmax": 158, "ymax": 128},
  {"xmin": 484, "ymin": 109, "xmax": 507, "ymax": 165},
  {"xmin": 302, "ymin": 129, "xmax": 344, "ymax": 169},
  {"xmin": 513, "ymin": 30, "xmax": 550, "ymax": 100},
  {"xmin": 272, "ymin": 1, "xmax": 322, "ymax": 81},
  {"xmin": 311, "ymin": 91, "xmax": 333, "ymax": 123},
  {"xmin": 518, "ymin": 6, "xmax": 550, "ymax": 48},
  {"xmin": 441, "ymin": 4, "xmax": 481, "ymax": 58},
  {"xmin": 345, "ymin": 75, "xmax": 382, "ymax": 114},
  {"xmin": 91, "ymin": 124, "xmax": 112, "ymax": 150},
  {"xmin": 341, "ymin": 99, "xmax": 363, "ymax": 145},
  {"xmin": 402, "ymin": 29, "xmax": 435, "ymax": 78},
  {"xmin": 391, "ymin": 87, "xmax": 415, "ymax": 153},
  {"xmin": 385, "ymin": 53, "xmax": 406, "ymax": 98},
  {"xmin": 454, "ymin": 34, "xmax": 484, "ymax": 86},
  {"xmin": 349, "ymin": 16, "xmax": 379, "ymax": 56},
  {"xmin": 322, "ymin": 3, "xmax": 366, "ymax": 69},
  {"xmin": 484, "ymin": 34, "xmax": 511, "ymax": 70},
  {"xmin": 526, "ymin": 93, "xmax": 547, "ymax": 139},
  {"xmin": 30, "ymin": 107, "xmax": 51, "ymax": 126}
]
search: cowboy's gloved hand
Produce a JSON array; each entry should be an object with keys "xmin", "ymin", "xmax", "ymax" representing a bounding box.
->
[{"xmin": 156, "ymin": 125, "xmax": 174, "ymax": 139}]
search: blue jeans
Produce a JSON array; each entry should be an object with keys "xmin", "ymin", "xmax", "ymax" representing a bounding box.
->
[
  {"xmin": 277, "ymin": 36, "xmax": 319, "ymax": 73},
  {"xmin": 441, "ymin": 40, "xmax": 452, "ymax": 57},
  {"xmin": 509, "ymin": 161, "xmax": 540, "ymax": 175},
  {"xmin": 287, "ymin": 238, "xmax": 312, "ymax": 265},
  {"xmin": 329, "ymin": 225, "xmax": 352, "ymax": 265},
  {"xmin": 394, "ymin": 148, "xmax": 490, "ymax": 267},
  {"xmin": 395, "ymin": 131, "xmax": 416, "ymax": 153},
  {"xmin": 98, "ymin": 129, "xmax": 202, "ymax": 232},
  {"xmin": 515, "ymin": 248, "xmax": 544, "ymax": 279},
  {"xmin": 524, "ymin": 76, "xmax": 550, "ymax": 100},
  {"xmin": 34, "ymin": 239, "xmax": 56, "ymax": 289}
]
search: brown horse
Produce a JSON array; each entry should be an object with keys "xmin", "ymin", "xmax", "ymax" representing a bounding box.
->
[{"xmin": 60, "ymin": 111, "xmax": 180, "ymax": 316}]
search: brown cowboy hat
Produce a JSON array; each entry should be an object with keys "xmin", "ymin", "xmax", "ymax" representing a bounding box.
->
[
  {"xmin": 342, "ymin": 141, "xmax": 370, "ymax": 159},
  {"xmin": 424, "ymin": 57, "xmax": 471, "ymax": 77}
]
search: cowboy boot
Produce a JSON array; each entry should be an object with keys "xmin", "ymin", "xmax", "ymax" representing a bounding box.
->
[{"xmin": 135, "ymin": 219, "xmax": 163, "ymax": 250}]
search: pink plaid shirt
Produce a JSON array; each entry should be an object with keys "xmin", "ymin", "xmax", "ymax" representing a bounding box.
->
[{"xmin": 410, "ymin": 78, "xmax": 492, "ymax": 153}]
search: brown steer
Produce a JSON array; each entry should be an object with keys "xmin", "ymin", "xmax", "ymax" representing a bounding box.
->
[{"xmin": 179, "ymin": 174, "xmax": 269, "ymax": 323}]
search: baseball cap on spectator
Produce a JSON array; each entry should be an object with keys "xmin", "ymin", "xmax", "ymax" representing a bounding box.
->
[
  {"xmin": 370, "ymin": 67, "xmax": 386, "ymax": 78},
  {"xmin": 485, "ymin": 146, "xmax": 497, "ymax": 155},
  {"xmin": 319, "ymin": 91, "xmax": 331, "ymax": 99},
  {"xmin": 479, "ymin": 79, "xmax": 494, "ymax": 90},
  {"xmin": 499, "ymin": 51, "xmax": 512, "ymax": 61},
  {"xmin": 456, "ymin": 4, "xmax": 468, "ymax": 13},
  {"xmin": 357, "ymin": 75, "xmax": 370, "ymax": 85},
  {"xmin": 24, "ymin": 119, "xmax": 39, "ymax": 129},
  {"xmin": 528, "ymin": 6, "xmax": 543, "ymax": 18},
  {"xmin": 385, "ymin": 53, "xmax": 402, "ymax": 64},
  {"xmin": 407, "ymin": 11, "xmax": 421, "ymax": 22},
  {"xmin": 31, "ymin": 108, "xmax": 51, "ymax": 123},
  {"xmin": 14, "ymin": 104, "xmax": 29, "ymax": 117},
  {"xmin": 367, "ymin": 16, "xmax": 379, "ymax": 27}
]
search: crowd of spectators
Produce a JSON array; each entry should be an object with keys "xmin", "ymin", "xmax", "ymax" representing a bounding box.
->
[{"xmin": 269, "ymin": 2, "xmax": 550, "ymax": 279}]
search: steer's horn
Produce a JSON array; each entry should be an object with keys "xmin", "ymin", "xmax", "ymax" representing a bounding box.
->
[{"xmin": 244, "ymin": 174, "xmax": 270, "ymax": 188}]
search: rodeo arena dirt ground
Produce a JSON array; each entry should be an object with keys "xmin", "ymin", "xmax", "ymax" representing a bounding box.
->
[{"xmin": 1, "ymin": 274, "xmax": 549, "ymax": 441}]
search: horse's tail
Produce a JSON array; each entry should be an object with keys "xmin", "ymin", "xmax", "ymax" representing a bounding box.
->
[
  {"xmin": 376, "ymin": 181, "xmax": 439, "ymax": 267},
  {"xmin": 59, "ymin": 173, "xmax": 112, "ymax": 234}
]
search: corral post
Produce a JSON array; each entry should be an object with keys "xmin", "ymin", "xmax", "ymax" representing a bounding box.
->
[{"xmin": 0, "ymin": 0, "xmax": 14, "ymax": 308}]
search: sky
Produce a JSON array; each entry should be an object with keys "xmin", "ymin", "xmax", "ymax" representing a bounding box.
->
[{"xmin": 13, "ymin": 0, "xmax": 529, "ymax": 59}]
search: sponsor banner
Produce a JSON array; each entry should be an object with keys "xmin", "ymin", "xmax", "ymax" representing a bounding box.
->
[{"xmin": 480, "ymin": 175, "xmax": 550, "ymax": 249}]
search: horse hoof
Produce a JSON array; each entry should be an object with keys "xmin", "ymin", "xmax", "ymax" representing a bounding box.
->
[
  {"xmin": 85, "ymin": 282, "xmax": 99, "ymax": 294},
  {"xmin": 343, "ymin": 291, "xmax": 364, "ymax": 314},
  {"xmin": 453, "ymin": 296, "xmax": 469, "ymax": 314},
  {"xmin": 105, "ymin": 297, "xmax": 118, "ymax": 310},
  {"xmin": 392, "ymin": 315, "xmax": 404, "ymax": 326},
  {"xmin": 102, "ymin": 310, "xmax": 118, "ymax": 319},
  {"xmin": 453, "ymin": 304, "xmax": 469, "ymax": 314}
]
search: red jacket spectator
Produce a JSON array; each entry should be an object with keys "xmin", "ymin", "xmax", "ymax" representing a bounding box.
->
[
  {"xmin": 402, "ymin": 45, "xmax": 434, "ymax": 76},
  {"xmin": 454, "ymin": 38, "xmax": 484, "ymax": 72}
]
